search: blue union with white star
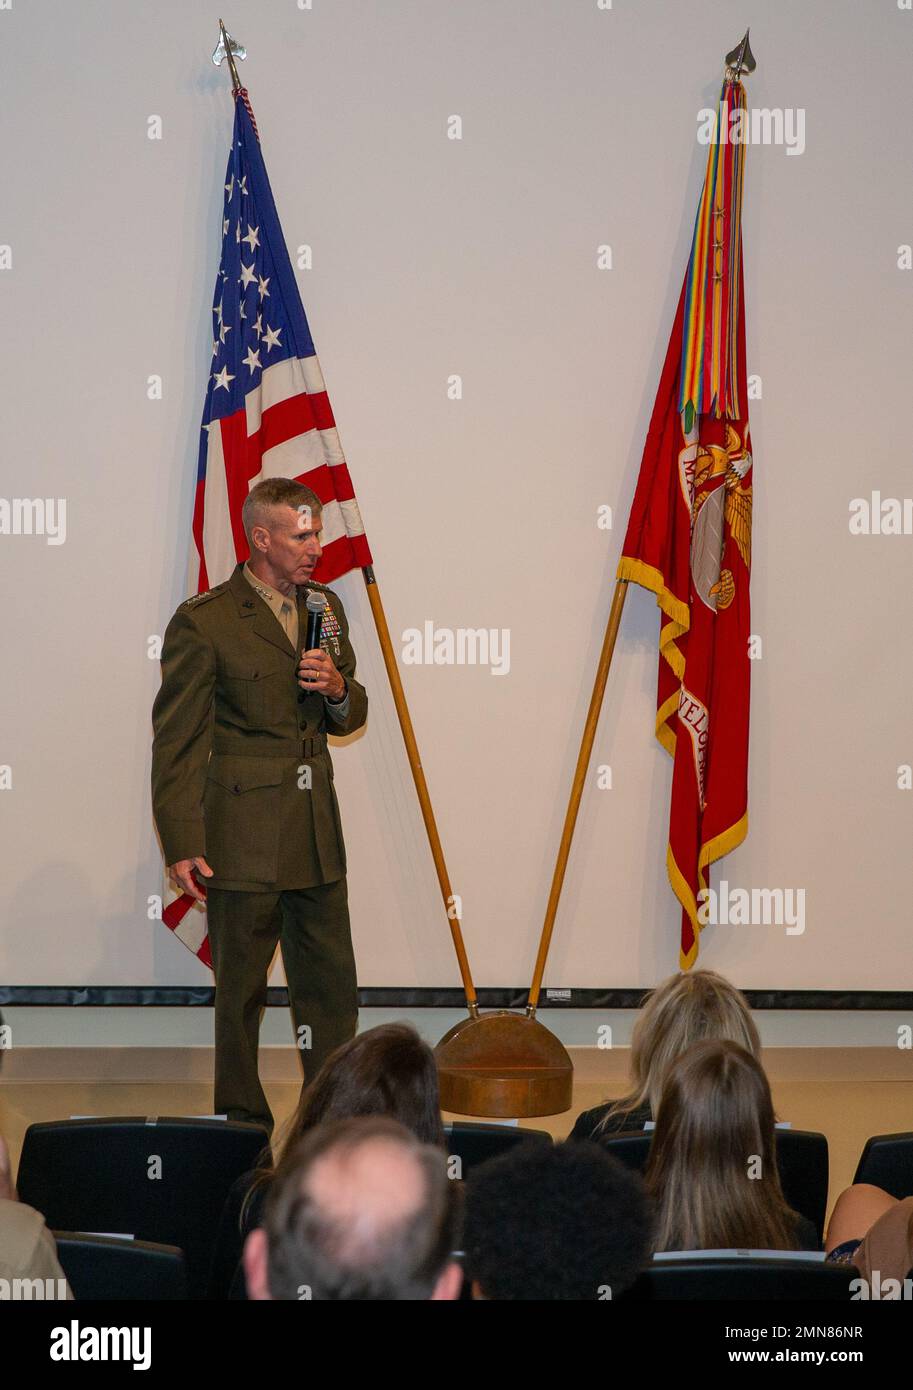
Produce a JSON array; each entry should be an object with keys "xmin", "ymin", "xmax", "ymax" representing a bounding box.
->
[{"xmin": 201, "ymin": 96, "xmax": 317, "ymax": 442}]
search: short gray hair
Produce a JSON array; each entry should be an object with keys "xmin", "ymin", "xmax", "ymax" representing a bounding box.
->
[{"xmin": 241, "ymin": 477, "xmax": 323, "ymax": 543}]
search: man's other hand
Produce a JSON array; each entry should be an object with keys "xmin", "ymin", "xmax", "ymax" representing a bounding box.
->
[{"xmin": 168, "ymin": 857, "xmax": 214, "ymax": 902}]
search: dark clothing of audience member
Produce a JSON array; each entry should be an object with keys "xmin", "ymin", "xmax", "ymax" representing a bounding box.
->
[{"xmin": 569, "ymin": 1102, "xmax": 653, "ymax": 1141}]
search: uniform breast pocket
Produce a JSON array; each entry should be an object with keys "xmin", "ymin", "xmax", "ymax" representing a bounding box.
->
[{"xmin": 220, "ymin": 662, "xmax": 290, "ymax": 727}]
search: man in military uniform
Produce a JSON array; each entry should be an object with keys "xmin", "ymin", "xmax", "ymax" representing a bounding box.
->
[{"xmin": 151, "ymin": 477, "xmax": 367, "ymax": 1135}]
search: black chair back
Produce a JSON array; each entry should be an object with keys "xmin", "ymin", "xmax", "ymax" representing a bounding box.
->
[
  {"xmin": 595, "ymin": 1130, "xmax": 651, "ymax": 1172},
  {"xmin": 17, "ymin": 1117, "xmax": 268, "ymax": 1300},
  {"xmin": 444, "ymin": 1121, "xmax": 551, "ymax": 1178},
  {"xmin": 619, "ymin": 1256, "xmax": 855, "ymax": 1301},
  {"xmin": 598, "ymin": 1128, "xmax": 829, "ymax": 1241},
  {"xmin": 853, "ymin": 1133, "xmax": 913, "ymax": 1200},
  {"xmin": 54, "ymin": 1232, "xmax": 187, "ymax": 1301},
  {"xmin": 774, "ymin": 1130, "xmax": 829, "ymax": 1242}
]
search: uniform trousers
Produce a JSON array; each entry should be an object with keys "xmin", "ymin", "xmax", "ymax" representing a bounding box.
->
[{"xmin": 206, "ymin": 878, "xmax": 358, "ymax": 1136}]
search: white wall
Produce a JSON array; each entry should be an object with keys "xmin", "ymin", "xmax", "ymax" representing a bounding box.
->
[{"xmin": 0, "ymin": 2, "xmax": 911, "ymax": 1046}]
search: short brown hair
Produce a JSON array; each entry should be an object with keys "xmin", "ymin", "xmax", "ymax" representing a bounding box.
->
[{"xmin": 241, "ymin": 477, "xmax": 322, "ymax": 543}]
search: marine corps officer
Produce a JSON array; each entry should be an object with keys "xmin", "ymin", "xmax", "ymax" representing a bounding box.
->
[{"xmin": 151, "ymin": 477, "xmax": 367, "ymax": 1135}]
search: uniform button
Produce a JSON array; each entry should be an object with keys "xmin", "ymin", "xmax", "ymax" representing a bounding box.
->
[
  {"xmin": 232, "ymin": 783, "xmax": 242, "ymax": 795},
  {"xmin": 297, "ymin": 692, "xmax": 306, "ymax": 704}
]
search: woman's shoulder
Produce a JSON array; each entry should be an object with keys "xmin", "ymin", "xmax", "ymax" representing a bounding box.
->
[{"xmin": 568, "ymin": 1102, "xmax": 652, "ymax": 1142}]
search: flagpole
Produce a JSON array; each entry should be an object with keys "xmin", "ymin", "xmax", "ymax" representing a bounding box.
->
[
  {"xmin": 361, "ymin": 567, "xmax": 480, "ymax": 1015},
  {"xmin": 526, "ymin": 578, "xmax": 629, "ymax": 1016},
  {"xmin": 216, "ymin": 19, "xmax": 244, "ymax": 93},
  {"xmin": 524, "ymin": 30, "xmax": 756, "ymax": 1015},
  {"xmin": 212, "ymin": 22, "xmax": 480, "ymax": 1017}
]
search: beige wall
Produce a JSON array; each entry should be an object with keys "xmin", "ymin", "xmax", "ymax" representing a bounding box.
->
[{"xmin": 0, "ymin": 2, "xmax": 910, "ymax": 1031}]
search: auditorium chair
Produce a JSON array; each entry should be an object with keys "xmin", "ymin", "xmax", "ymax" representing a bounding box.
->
[
  {"xmin": 17, "ymin": 1117, "xmax": 269, "ymax": 1300},
  {"xmin": 852, "ymin": 1132, "xmax": 913, "ymax": 1199},
  {"xmin": 597, "ymin": 1128, "xmax": 830, "ymax": 1242},
  {"xmin": 619, "ymin": 1255, "xmax": 856, "ymax": 1301},
  {"xmin": 444, "ymin": 1121, "xmax": 552, "ymax": 1176},
  {"xmin": 53, "ymin": 1232, "xmax": 187, "ymax": 1301}
]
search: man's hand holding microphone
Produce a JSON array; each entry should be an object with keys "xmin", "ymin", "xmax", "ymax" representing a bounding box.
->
[{"xmin": 297, "ymin": 587, "xmax": 346, "ymax": 701}]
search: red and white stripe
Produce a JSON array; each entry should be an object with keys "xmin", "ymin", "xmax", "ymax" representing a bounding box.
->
[{"xmin": 191, "ymin": 353, "xmax": 371, "ymax": 594}]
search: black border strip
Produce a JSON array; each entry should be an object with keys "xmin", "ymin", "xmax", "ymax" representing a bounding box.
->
[{"xmin": 0, "ymin": 986, "xmax": 910, "ymax": 1010}]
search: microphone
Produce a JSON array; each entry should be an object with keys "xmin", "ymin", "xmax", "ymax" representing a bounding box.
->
[{"xmin": 302, "ymin": 590, "xmax": 325, "ymax": 684}]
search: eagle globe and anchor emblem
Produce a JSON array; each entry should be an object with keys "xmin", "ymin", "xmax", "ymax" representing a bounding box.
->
[{"xmin": 680, "ymin": 421, "xmax": 753, "ymax": 612}]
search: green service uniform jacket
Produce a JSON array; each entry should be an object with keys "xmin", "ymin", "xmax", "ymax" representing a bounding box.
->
[{"xmin": 151, "ymin": 563, "xmax": 367, "ymax": 891}]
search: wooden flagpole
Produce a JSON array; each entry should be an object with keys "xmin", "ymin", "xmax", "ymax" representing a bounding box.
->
[
  {"xmin": 526, "ymin": 578, "xmax": 629, "ymax": 1016},
  {"xmin": 362, "ymin": 568, "xmax": 479, "ymax": 1014}
]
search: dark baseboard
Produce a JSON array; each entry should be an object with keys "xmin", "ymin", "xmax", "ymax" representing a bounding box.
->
[{"xmin": 0, "ymin": 986, "xmax": 911, "ymax": 1010}]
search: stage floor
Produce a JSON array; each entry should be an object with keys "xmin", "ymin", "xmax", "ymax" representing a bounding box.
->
[{"xmin": 2, "ymin": 1046, "xmax": 910, "ymax": 1224}]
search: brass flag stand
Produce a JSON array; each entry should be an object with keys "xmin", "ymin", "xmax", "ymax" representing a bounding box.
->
[{"xmin": 432, "ymin": 582, "xmax": 631, "ymax": 1115}]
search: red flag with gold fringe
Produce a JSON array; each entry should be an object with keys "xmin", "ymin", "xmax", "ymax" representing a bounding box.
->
[{"xmin": 617, "ymin": 78, "xmax": 753, "ymax": 969}]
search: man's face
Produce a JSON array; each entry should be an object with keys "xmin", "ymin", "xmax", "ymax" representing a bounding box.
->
[{"xmin": 254, "ymin": 503, "xmax": 323, "ymax": 586}]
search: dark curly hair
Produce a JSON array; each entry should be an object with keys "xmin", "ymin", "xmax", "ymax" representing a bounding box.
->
[{"xmin": 463, "ymin": 1140, "xmax": 650, "ymax": 1300}]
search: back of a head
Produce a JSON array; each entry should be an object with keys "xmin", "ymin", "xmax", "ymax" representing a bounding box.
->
[
  {"xmin": 261, "ymin": 1116, "xmax": 457, "ymax": 1300},
  {"xmin": 463, "ymin": 1140, "xmax": 650, "ymax": 1300},
  {"xmin": 296, "ymin": 1023, "xmax": 445, "ymax": 1149},
  {"xmin": 646, "ymin": 1038, "xmax": 793, "ymax": 1253},
  {"xmin": 627, "ymin": 969, "xmax": 761, "ymax": 1119}
]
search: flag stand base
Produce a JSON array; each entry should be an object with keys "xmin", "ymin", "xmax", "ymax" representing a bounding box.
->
[{"xmin": 435, "ymin": 1011, "xmax": 573, "ymax": 1118}]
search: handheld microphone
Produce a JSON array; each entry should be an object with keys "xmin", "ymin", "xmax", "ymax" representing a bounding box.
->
[{"xmin": 303, "ymin": 590, "xmax": 325, "ymax": 684}]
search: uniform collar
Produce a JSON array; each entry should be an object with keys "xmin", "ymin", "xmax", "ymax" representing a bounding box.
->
[
  {"xmin": 231, "ymin": 562, "xmax": 298, "ymax": 658},
  {"xmin": 242, "ymin": 561, "xmax": 296, "ymax": 622}
]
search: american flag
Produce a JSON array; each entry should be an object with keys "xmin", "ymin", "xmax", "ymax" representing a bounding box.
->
[
  {"xmin": 191, "ymin": 87, "xmax": 371, "ymax": 593},
  {"xmin": 164, "ymin": 87, "xmax": 372, "ymax": 960}
]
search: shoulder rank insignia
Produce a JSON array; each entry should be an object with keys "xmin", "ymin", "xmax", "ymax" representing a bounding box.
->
[{"xmin": 181, "ymin": 580, "xmax": 227, "ymax": 610}]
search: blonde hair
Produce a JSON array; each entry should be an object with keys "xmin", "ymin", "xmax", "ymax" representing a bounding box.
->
[{"xmin": 596, "ymin": 969, "xmax": 760, "ymax": 1133}]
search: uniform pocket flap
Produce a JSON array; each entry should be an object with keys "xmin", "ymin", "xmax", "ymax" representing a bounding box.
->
[
  {"xmin": 221, "ymin": 662, "xmax": 284, "ymax": 682},
  {"xmin": 206, "ymin": 756, "xmax": 285, "ymax": 794}
]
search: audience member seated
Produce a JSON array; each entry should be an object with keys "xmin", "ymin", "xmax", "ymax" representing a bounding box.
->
[
  {"xmin": 0, "ymin": 1032, "xmax": 72, "ymax": 1300},
  {"xmin": 826, "ymin": 1186, "xmax": 913, "ymax": 1285},
  {"xmin": 645, "ymin": 1039, "xmax": 818, "ymax": 1253},
  {"xmin": 242, "ymin": 1116, "xmax": 461, "ymax": 1300},
  {"xmin": 462, "ymin": 1139, "xmax": 650, "ymax": 1300},
  {"xmin": 211, "ymin": 1022, "xmax": 445, "ymax": 1297},
  {"xmin": 569, "ymin": 969, "xmax": 761, "ymax": 1142}
]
